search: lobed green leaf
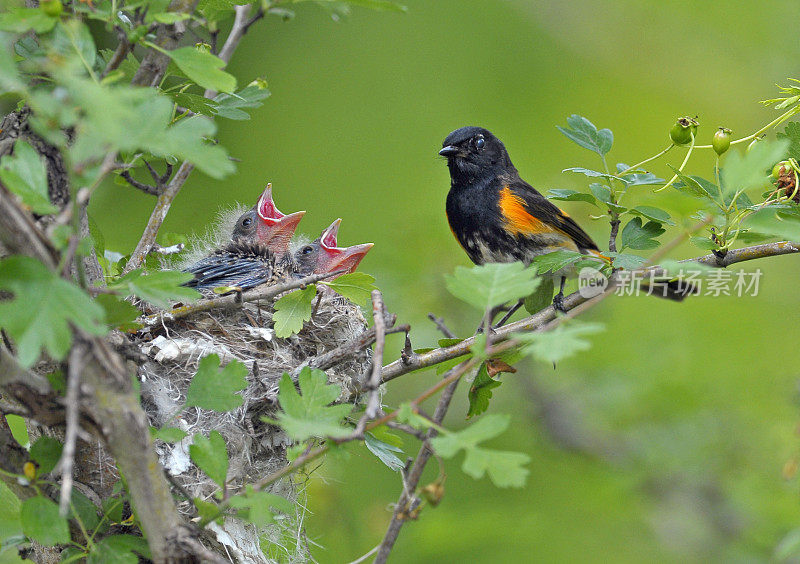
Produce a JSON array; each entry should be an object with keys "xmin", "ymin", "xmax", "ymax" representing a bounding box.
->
[{"xmin": 185, "ymin": 354, "xmax": 248, "ymax": 412}]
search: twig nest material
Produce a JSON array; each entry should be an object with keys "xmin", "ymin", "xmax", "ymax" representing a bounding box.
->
[{"xmin": 133, "ymin": 288, "xmax": 371, "ymax": 562}]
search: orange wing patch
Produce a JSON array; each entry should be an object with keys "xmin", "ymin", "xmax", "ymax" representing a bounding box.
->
[{"xmin": 498, "ymin": 186, "xmax": 560, "ymax": 236}]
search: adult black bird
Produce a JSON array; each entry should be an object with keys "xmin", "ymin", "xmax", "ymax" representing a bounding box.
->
[{"xmin": 439, "ymin": 126, "xmax": 689, "ymax": 312}]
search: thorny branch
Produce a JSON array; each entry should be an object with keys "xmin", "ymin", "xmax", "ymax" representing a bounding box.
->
[
  {"xmin": 125, "ymin": 4, "xmax": 265, "ymax": 273},
  {"xmin": 140, "ymin": 268, "xmax": 347, "ymax": 325},
  {"xmin": 380, "ymin": 240, "xmax": 800, "ymax": 385}
]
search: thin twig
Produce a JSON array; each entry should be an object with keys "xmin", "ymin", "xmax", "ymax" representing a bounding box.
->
[
  {"xmin": 363, "ymin": 291, "xmax": 386, "ymax": 421},
  {"xmin": 125, "ymin": 4, "xmax": 266, "ymax": 273},
  {"xmin": 119, "ymin": 170, "xmax": 163, "ymax": 196},
  {"xmin": 347, "ymin": 543, "xmax": 380, "ymax": 564},
  {"xmin": 140, "ymin": 269, "xmax": 346, "ymax": 325},
  {"xmin": 380, "ymin": 241, "xmax": 800, "ymax": 385},
  {"xmin": 427, "ymin": 313, "xmax": 455, "ymax": 338},
  {"xmin": 374, "ymin": 361, "xmax": 470, "ymax": 563},
  {"xmin": 60, "ymin": 345, "xmax": 84, "ymax": 516},
  {"xmin": 123, "ymin": 161, "xmax": 194, "ymax": 273},
  {"xmin": 100, "ymin": 26, "xmax": 130, "ymax": 80}
]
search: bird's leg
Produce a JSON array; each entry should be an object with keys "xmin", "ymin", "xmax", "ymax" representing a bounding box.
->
[
  {"xmin": 494, "ymin": 299, "xmax": 524, "ymax": 329},
  {"xmin": 552, "ymin": 276, "xmax": 567, "ymax": 313},
  {"xmin": 475, "ymin": 304, "xmax": 503, "ymax": 334}
]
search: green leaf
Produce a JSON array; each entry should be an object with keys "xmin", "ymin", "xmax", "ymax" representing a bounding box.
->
[
  {"xmin": 746, "ymin": 208, "xmax": 800, "ymax": 241},
  {"xmin": 556, "ymin": 114, "xmax": 613, "ymax": 156},
  {"xmin": 272, "ymin": 285, "xmax": 317, "ymax": 338},
  {"xmin": 630, "ymin": 206, "xmax": 675, "ymax": 226},
  {"xmin": 189, "ymin": 431, "xmax": 228, "ymax": 488},
  {"xmin": 671, "ymin": 170, "xmax": 720, "ymax": 203},
  {"xmin": 523, "ymin": 276, "xmax": 554, "ymax": 314},
  {"xmin": 0, "ymin": 256, "xmax": 106, "ymax": 367},
  {"xmin": 213, "ymin": 84, "xmax": 271, "ymax": 120},
  {"xmin": 0, "ymin": 482, "xmax": 22, "ymax": 543},
  {"xmin": 529, "ymin": 249, "xmax": 584, "ymax": 274},
  {"xmin": 29, "ymin": 436, "xmax": 62, "ymax": 474},
  {"xmin": 616, "ymin": 165, "xmax": 664, "ymax": 186},
  {"xmin": 620, "ymin": 217, "xmax": 665, "ymax": 250},
  {"xmin": 69, "ymin": 489, "xmax": 99, "ymax": 531},
  {"xmin": 271, "ymin": 368, "xmax": 352, "ymax": 441},
  {"xmin": 430, "ymin": 414, "xmax": 529, "ymax": 488},
  {"xmin": 228, "ymin": 485, "xmax": 294, "ymax": 528},
  {"xmin": 0, "ymin": 141, "xmax": 57, "ymax": 215},
  {"xmin": 20, "ymin": 496, "xmax": 70, "ymax": 545},
  {"xmin": 607, "ymin": 252, "xmax": 647, "ymax": 270},
  {"xmin": 690, "ymin": 235, "xmax": 717, "ymax": 250},
  {"xmin": 445, "ymin": 262, "xmax": 540, "ymax": 311},
  {"xmin": 185, "ymin": 355, "xmax": 248, "ymax": 412},
  {"xmin": 721, "ymin": 140, "xmax": 789, "ymax": 195},
  {"xmin": 161, "ymin": 46, "xmax": 236, "ymax": 93},
  {"xmin": 546, "ymin": 189, "xmax": 597, "ymax": 206},
  {"xmin": 5, "ymin": 415, "xmax": 29, "ymax": 449},
  {"xmin": 563, "ymin": 167, "xmax": 627, "ymax": 184},
  {"xmin": 194, "ymin": 497, "xmax": 222, "ymax": 525},
  {"xmin": 88, "ymin": 535, "xmax": 150, "ymax": 564},
  {"xmin": 467, "ymin": 363, "xmax": 502, "ymax": 418},
  {"xmin": 95, "ymin": 294, "xmax": 142, "ymax": 330},
  {"xmin": 153, "ymin": 426, "xmax": 189, "ymax": 443},
  {"xmin": 168, "ymin": 92, "xmax": 219, "ymax": 117},
  {"xmin": 108, "ymin": 269, "xmax": 199, "ymax": 308},
  {"xmin": 146, "ymin": 12, "xmax": 193, "ymax": 24},
  {"xmin": 395, "ymin": 403, "xmax": 435, "ymax": 430},
  {"xmin": 364, "ymin": 433, "xmax": 404, "ymax": 471},
  {"xmin": 52, "ymin": 20, "xmax": 96, "ymax": 73},
  {"xmin": 57, "ymin": 76, "xmax": 234, "ymax": 179},
  {"xmin": 0, "ymin": 35, "xmax": 23, "ymax": 92},
  {"xmin": 0, "ymin": 8, "xmax": 57, "ymax": 33},
  {"xmin": 462, "ymin": 447, "xmax": 531, "ymax": 488},
  {"xmin": 513, "ymin": 322, "xmax": 605, "ymax": 364},
  {"xmin": 778, "ymin": 121, "xmax": 800, "ymax": 162},
  {"xmin": 320, "ymin": 272, "xmax": 377, "ymax": 304}
]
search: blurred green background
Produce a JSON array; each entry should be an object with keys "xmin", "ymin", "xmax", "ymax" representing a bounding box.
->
[{"xmin": 91, "ymin": 0, "xmax": 800, "ymax": 561}]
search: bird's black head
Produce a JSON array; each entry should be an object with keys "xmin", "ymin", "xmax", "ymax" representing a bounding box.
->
[
  {"xmin": 439, "ymin": 126, "xmax": 515, "ymax": 184},
  {"xmin": 231, "ymin": 209, "xmax": 258, "ymax": 241}
]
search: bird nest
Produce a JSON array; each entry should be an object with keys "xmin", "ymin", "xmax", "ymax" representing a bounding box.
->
[{"xmin": 129, "ymin": 207, "xmax": 373, "ymax": 562}]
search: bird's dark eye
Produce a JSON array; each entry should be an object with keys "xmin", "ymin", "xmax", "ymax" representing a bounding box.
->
[
  {"xmin": 302, "ymin": 246, "xmax": 314, "ymax": 255},
  {"xmin": 475, "ymin": 135, "xmax": 485, "ymax": 149},
  {"xmin": 241, "ymin": 217, "xmax": 253, "ymax": 227}
]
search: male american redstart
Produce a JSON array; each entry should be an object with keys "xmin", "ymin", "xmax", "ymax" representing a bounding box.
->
[{"xmin": 439, "ymin": 126, "xmax": 689, "ymax": 312}]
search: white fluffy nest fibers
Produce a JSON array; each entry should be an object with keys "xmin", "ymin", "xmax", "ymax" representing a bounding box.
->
[{"xmin": 131, "ymin": 208, "xmax": 373, "ymax": 563}]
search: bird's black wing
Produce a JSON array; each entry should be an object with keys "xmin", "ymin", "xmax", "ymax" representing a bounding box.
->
[{"xmin": 183, "ymin": 244, "xmax": 276, "ymax": 291}]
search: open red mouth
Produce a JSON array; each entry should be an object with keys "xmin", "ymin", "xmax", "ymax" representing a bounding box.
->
[
  {"xmin": 317, "ymin": 219, "xmax": 373, "ymax": 275},
  {"xmin": 254, "ymin": 183, "xmax": 305, "ymax": 254}
]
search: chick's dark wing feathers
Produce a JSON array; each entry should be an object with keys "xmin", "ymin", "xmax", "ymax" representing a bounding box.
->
[
  {"xmin": 506, "ymin": 178, "xmax": 599, "ymax": 252},
  {"xmin": 183, "ymin": 243, "xmax": 278, "ymax": 291}
]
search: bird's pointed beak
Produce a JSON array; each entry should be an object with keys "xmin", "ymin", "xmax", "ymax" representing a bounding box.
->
[
  {"xmin": 256, "ymin": 183, "xmax": 283, "ymax": 223},
  {"xmin": 255, "ymin": 183, "xmax": 305, "ymax": 254},
  {"xmin": 320, "ymin": 218, "xmax": 342, "ymax": 249},
  {"xmin": 315, "ymin": 219, "xmax": 372, "ymax": 276},
  {"xmin": 439, "ymin": 145, "xmax": 459, "ymax": 157},
  {"xmin": 318, "ymin": 243, "xmax": 374, "ymax": 277}
]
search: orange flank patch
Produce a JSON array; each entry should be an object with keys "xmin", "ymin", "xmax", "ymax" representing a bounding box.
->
[{"xmin": 498, "ymin": 186, "xmax": 559, "ymax": 236}]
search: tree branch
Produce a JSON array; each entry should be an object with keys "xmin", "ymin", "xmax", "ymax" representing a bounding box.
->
[{"xmin": 380, "ymin": 240, "xmax": 800, "ymax": 384}]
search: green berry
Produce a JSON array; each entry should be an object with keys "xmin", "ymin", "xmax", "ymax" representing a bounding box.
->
[
  {"xmin": 772, "ymin": 161, "xmax": 790, "ymax": 179},
  {"xmin": 40, "ymin": 0, "xmax": 62, "ymax": 17},
  {"xmin": 670, "ymin": 116, "xmax": 699, "ymax": 145},
  {"xmin": 712, "ymin": 127, "xmax": 732, "ymax": 155}
]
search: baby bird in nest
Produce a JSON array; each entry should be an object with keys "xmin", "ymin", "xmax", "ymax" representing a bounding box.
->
[{"xmin": 184, "ymin": 208, "xmax": 373, "ymax": 293}]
